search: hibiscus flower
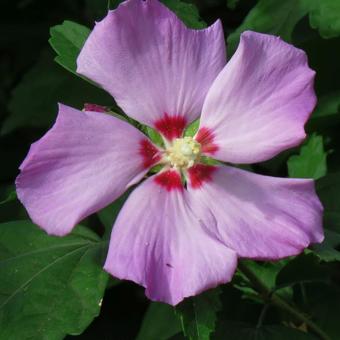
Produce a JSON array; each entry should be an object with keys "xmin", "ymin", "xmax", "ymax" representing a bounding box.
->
[{"xmin": 16, "ymin": 0, "xmax": 323, "ymax": 305}]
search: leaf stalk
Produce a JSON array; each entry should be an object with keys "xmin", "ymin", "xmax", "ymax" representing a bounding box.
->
[{"xmin": 238, "ymin": 261, "xmax": 331, "ymax": 340}]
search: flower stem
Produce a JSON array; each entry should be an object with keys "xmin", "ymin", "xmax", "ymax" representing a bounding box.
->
[{"xmin": 238, "ymin": 261, "xmax": 331, "ymax": 340}]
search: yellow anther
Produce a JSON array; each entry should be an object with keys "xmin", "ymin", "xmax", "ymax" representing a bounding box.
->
[{"xmin": 165, "ymin": 136, "xmax": 201, "ymax": 169}]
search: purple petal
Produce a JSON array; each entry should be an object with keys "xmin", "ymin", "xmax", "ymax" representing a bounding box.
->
[
  {"xmin": 77, "ymin": 0, "xmax": 226, "ymax": 132},
  {"xmin": 16, "ymin": 104, "xmax": 161, "ymax": 236},
  {"xmin": 104, "ymin": 170, "xmax": 237, "ymax": 305},
  {"xmin": 198, "ymin": 31, "xmax": 316, "ymax": 163},
  {"xmin": 188, "ymin": 165, "xmax": 324, "ymax": 260}
]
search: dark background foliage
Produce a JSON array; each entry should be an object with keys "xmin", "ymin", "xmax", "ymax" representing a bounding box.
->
[{"xmin": 1, "ymin": 0, "xmax": 340, "ymax": 339}]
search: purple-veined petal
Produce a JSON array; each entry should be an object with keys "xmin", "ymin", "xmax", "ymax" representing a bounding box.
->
[
  {"xmin": 77, "ymin": 0, "xmax": 226, "ymax": 138},
  {"xmin": 198, "ymin": 31, "xmax": 316, "ymax": 163},
  {"xmin": 16, "ymin": 104, "xmax": 161, "ymax": 236},
  {"xmin": 187, "ymin": 165, "xmax": 324, "ymax": 260},
  {"xmin": 104, "ymin": 169, "xmax": 237, "ymax": 305}
]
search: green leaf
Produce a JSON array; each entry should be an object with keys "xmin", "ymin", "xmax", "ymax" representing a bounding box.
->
[
  {"xmin": 239, "ymin": 260, "xmax": 287, "ymax": 291},
  {"xmin": 299, "ymin": 34, "xmax": 340, "ymax": 97},
  {"xmin": 312, "ymin": 173, "xmax": 340, "ymax": 261},
  {"xmin": 0, "ymin": 187, "xmax": 16, "ymax": 205},
  {"xmin": 2, "ymin": 52, "xmax": 112, "ymax": 134},
  {"xmin": 309, "ymin": 0, "xmax": 340, "ymax": 38},
  {"xmin": 227, "ymin": 0, "xmax": 313, "ymax": 55},
  {"xmin": 136, "ymin": 302, "xmax": 181, "ymax": 340},
  {"xmin": 0, "ymin": 220, "xmax": 108, "ymax": 339},
  {"xmin": 307, "ymin": 91, "xmax": 340, "ymax": 133},
  {"xmin": 226, "ymin": 0, "xmax": 240, "ymax": 10},
  {"xmin": 276, "ymin": 254, "xmax": 329, "ymax": 287},
  {"xmin": 312, "ymin": 90, "xmax": 340, "ymax": 118},
  {"xmin": 0, "ymin": 186, "xmax": 28, "ymax": 223},
  {"xmin": 162, "ymin": 0, "xmax": 206, "ymax": 29},
  {"xmin": 213, "ymin": 322, "xmax": 318, "ymax": 340},
  {"xmin": 235, "ymin": 260, "xmax": 292, "ymax": 301},
  {"xmin": 307, "ymin": 282, "xmax": 340, "ymax": 339},
  {"xmin": 316, "ymin": 172, "xmax": 340, "ymax": 216},
  {"xmin": 49, "ymin": 20, "xmax": 90, "ymax": 76},
  {"xmin": 312, "ymin": 229, "xmax": 340, "ymax": 262},
  {"xmin": 287, "ymin": 134, "xmax": 327, "ymax": 180},
  {"xmin": 176, "ymin": 288, "xmax": 221, "ymax": 340}
]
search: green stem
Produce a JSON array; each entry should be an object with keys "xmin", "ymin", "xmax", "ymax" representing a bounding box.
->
[
  {"xmin": 256, "ymin": 303, "xmax": 270, "ymax": 329},
  {"xmin": 300, "ymin": 282, "xmax": 308, "ymax": 306},
  {"xmin": 238, "ymin": 261, "xmax": 331, "ymax": 340}
]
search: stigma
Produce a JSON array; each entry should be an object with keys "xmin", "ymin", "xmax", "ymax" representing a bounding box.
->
[{"xmin": 164, "ymin": 136, "xmax": 201, "ymax": 169}]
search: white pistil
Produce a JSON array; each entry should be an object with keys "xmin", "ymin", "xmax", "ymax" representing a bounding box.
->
[{"xmin": 164, "ymin": 136, "xmax": 201, "ymax": 170}]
